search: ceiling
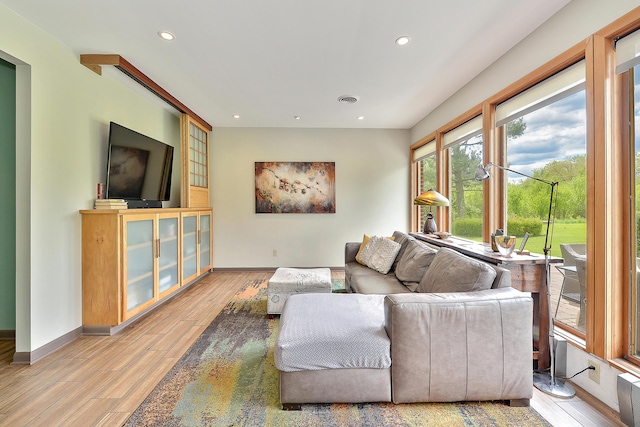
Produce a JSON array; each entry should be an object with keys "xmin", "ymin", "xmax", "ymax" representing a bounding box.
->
[{"xmin": 2, "ymin": 0, "xmax": 570, "ymax": 129}]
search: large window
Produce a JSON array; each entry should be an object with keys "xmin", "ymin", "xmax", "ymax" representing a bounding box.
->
[
  {"xmin": 417, "ymin": 158, "xmax": 437, "ymax": 232},
  {"xmin": 617, "ymin": 28, "xmax": 640, "ymax": 361},
  {"xmin": 443, "ymin": 117, "xmax": 484, "ymax": 237},
  {"xmin": 503, "ymin": 94, "xmax": 587, "ymax": 334},
  {"xmin": 632, "ymin": 66, "xmax": 640, "ymax": 360},
  {"xmin": 496, "ymin": 61, "xmax": 587, "ymax": 335},
  {"xmin": 612, "ymin": 27, "xmax": 640, "ymax": 364}
]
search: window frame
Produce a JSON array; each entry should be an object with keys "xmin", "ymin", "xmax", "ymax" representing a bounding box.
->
[
  {"xmin": 180, "ymin": 114, "xmax": 210, "ymax": 208},
  {"xmin": 410, "ymin": 7, "xmax": 640, "ymax": 374}
]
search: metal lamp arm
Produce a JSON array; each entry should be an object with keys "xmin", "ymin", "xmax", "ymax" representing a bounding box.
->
[
  {"xmin": 484, "ymin": 162, "xmax": 557, "ymax": 187},
  {"xmin": 542, "ymin": 181, "xmax": 558, "ymax": 257},
  {"xmin": 483, "ymin": 162, "xmax": 558, "ymax": 254}
]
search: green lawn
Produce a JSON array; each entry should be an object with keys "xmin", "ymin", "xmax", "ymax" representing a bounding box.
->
[{"xmin": 464, "ymin": 222, "xmax": 586, "ymax": 258}]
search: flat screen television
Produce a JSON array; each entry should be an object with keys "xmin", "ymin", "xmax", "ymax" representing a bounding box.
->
[{"xmin": 106, "ymin": 122, "xmax": 174, "ymax": 203}]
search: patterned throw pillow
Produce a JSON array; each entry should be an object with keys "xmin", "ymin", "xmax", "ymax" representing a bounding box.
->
[
  {"xmin": 356, "ymin": 234, "xmax": 395, "ymax": 265},
  {"xmin": 361, "ymin": 236, "xmax": 402, "ymax": 274}
]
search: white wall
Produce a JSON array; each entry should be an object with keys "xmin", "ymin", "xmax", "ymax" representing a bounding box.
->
[
  {"xmin": 0, "ymin": 4, "xmax": 181, "ymax": 354},
  {"xmin": 409, "ymin": 0, "xmax": 640, "ymax": 412},
  {"xmin": 211, "ymin": 127, "xmax": 410, "ymax": 268}
]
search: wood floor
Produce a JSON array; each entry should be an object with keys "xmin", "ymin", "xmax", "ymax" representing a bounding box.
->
[{"xmin": 0, "ymin": 270, "xmax": 625, "ymax": 426}]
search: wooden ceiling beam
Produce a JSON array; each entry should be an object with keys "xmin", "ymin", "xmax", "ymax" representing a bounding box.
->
[{"xmin": 80, "ymin": 54, "xmax": 212, "ymax": 131}]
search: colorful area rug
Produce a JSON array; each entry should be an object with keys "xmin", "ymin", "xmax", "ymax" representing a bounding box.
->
[{"xmin": 125, "ymin": 279, "xmax": 551, "ymax": 427}]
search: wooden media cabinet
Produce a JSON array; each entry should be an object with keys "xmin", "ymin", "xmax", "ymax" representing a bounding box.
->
[{"xmin": 80, "ymin": 207, "xmax": 212, "ymax": 335}]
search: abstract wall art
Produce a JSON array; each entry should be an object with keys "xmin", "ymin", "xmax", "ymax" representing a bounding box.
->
[{"xmin": 255, "ymin": 162, "xmax": 336, "ymax": 213}]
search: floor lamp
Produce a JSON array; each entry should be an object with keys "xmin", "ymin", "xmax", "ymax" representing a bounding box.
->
[{"xmin": 475, "ymin": 162, "xmax": 575, "ymax": 399}]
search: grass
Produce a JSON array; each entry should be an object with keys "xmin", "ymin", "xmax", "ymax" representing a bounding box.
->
[{"xmin": 464, "ymin": 222, "xmax": 586, "ymax": 258}]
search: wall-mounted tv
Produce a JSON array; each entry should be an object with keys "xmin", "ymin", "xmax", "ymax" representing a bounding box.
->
[{"xmin": 106, "ymin": 122, "xmax": 174, "ymax": 203}]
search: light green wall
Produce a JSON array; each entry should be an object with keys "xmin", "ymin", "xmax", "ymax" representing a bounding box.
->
[
  {"xmin": 0, "ymin": 4, "xmax": 180, "ymax": 353},
  {"xmin": 0, "ymin": 58, "xmax": 16, "ymax": 331}
]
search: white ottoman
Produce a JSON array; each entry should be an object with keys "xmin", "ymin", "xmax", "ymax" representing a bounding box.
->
[{"xmin": 267, "ymin": 267, "xmax": 332, "ymax": 315}]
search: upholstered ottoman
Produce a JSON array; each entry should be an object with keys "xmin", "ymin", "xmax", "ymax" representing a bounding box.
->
[
  {"xmin": 274, "ymin": 293, "xmax": 392, "ymax": 408},
  {"xmin": 267, "ymin": 267, "xmax": 332, "ymax": 315}
]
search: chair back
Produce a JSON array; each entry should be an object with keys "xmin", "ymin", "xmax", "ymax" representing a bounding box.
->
[{"xmin": 560, "ymin": 243, "xmax": 586, "ymax": 266}]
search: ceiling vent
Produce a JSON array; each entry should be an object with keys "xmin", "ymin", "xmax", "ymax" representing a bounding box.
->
[{"xmin": 338, "ymin": 95, "xmax": 359, "ymax": 104}]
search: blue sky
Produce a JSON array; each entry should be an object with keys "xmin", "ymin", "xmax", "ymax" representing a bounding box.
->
[{"xmin": 506, "ymin": 91, "xmax": 587, "ymax": 181}]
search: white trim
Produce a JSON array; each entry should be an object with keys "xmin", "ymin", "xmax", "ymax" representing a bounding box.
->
[
  {"xmin": 616, "ymin": 28, "xmax": 640, "ymax": 74},
  {"xmin": 496, "ymin": 60, "xmax": 586, "ymax": 126},
  {"xmin": 442, "ymin": 116, "xmax": 482, "ymax": 149},
  {"xmin": 413, "ymin": 139, "xmax": 436, "ymax": 162}
]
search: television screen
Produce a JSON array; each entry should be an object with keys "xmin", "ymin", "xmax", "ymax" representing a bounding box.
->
[{"xmin": 106, "ymin": 122, "xmax": 174, "ymax": 201}]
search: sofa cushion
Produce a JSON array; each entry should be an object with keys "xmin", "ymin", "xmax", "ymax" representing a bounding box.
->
[
  {"xmin": 416, "ymin": 247, "xmax": 497, "ymax": 293},
  {"xmin": 275, "ymin": 293, "xmax": 391, "ymax": 372},
  {"xmin": 395, "ymin": 239, "xmax": 438, "ymax": 284},
  {"xmin": 361, "ymin": 236, "xmax": 401, "ymax": 274},
  {"xmin": 391, "ymin": 231, "xmax": 412, "ymax": 271},
  {"xmin": 347, "ymin": 266, "xmax": 412, "ymax": 294}
]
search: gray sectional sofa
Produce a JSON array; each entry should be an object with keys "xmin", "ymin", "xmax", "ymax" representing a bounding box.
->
[
  {"xmin": 274, "ymin": 231, "xmax": 534, "ymax": 408},
  {"xmin": 346, "ymin": 230, "xmax": 512, "ymax": 294}
]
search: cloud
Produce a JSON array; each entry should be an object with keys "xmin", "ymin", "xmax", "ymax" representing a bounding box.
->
[{"xmin": 506, "ymin": 91, "xmax": 586, "ymax": 178}]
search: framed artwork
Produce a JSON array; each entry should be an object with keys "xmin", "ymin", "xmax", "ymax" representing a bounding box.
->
[{"xmin": 255, "ymin": 162, "xmax": 336, "ymax": 213}]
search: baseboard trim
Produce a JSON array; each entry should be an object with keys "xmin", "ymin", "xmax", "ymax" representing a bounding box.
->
[
  {"xmin": 12, "ymin": 326, "xmax": 83, "ymax": 365},
  {"xmin": 82, "ymin": 271, "xmax": 211, "ymax": 336},
  {"xmin": 0, "ymin": 330, "xmax": 16, "ymax": 340},
  {"xmin": 573, "ymin": 381, "xmax": 624, "ymax": 425},
  {"xmin": 213, "ymin": 267, "xmax": 345, "ymax": 272}
]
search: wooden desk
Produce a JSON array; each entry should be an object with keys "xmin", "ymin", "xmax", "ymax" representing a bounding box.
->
[{"xmin": 410, "ymin": 233, "xmax": 562, "ymax": 370}]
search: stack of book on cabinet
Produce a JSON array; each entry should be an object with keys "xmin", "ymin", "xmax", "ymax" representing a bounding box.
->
[{"xmin": 94, "ymin": 199, "xmax": 128, "ymax": 210}]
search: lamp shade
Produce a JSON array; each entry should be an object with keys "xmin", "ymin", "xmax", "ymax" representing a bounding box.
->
[{"xmin": 413, "ymin": 189, "xmax": 449, "ymax": 206}]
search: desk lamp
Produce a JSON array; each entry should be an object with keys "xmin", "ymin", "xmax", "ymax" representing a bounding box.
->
[{"xmin": 413, "ymin": 189, "xmax": 449, "ymax": 234}]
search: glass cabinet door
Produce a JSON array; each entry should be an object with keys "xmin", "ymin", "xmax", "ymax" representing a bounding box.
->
[
  {"xmin": 183, "ymin": 214, "xmax": 198, "ymax": 282},
  {"xmin": 125, "ymin": 218, "xmax": 154, "ymax": 313},
  {"xmin": 199, "ymin": 213, "xmax": 211, "ymax": 273},
  {"xmin": 158, "ymin": 216, "xmax": 179, "ymax": 294}
]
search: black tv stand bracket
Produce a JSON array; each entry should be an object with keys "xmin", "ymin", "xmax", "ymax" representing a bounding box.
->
[{"xmin": 127, "ymin": 200, "xmax": 162, "ymax": 209}]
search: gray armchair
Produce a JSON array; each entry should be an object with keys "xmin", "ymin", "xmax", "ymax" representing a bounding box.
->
[
  {"xmin": 575, "ymin": 256, "xmax": 587, "ymax": 330},
  {"xmin": 559, "ymin": 243, "xmax": 586, "ymax": 303}
]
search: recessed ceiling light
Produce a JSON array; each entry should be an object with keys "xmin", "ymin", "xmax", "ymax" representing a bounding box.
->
[
  {"xmin": 294, "ymin": 116, "xmax": 301, "ymax": 120},
  {"xmin": 158, "ymin": 31, "xmax": 175, "ymax": 41},
  {"xmin": 232, "ymin": 114, "xmax": 240, "ymax": 119},
  {"xmin": 357, "ymin": 116, "xmax": 364, "ymax": 120},
  {"xmin": 395, "ymin": 36, "xmax": 411, "ymax": 46}
]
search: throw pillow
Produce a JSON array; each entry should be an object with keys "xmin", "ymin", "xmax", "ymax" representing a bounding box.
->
[
  {"xmin": 356, "ymin": 234, "xmax": 395, "ymax": 265},
  {"xmin": 391, "ymin": 231, "xmax": 411, "ymax": 271},
  {"xmin": 355, "ymin": 234, "xmax": 372, "ymax": 265},
  {"xmin": 395, "ymin": 240, "xmax": 438, "ymax": 283},
  {"xmin": 416, "ymin": 247, "xmax": 497, "ymax": 293},
  {"xmin": 362, "ymin": 236, "xmax": 401, "ymax": 274}
]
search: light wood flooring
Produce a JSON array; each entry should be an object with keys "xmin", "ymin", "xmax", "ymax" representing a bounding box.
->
[{"xmin": 0, "ymin": 270, "xmax": 625, "ymax": 426}]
